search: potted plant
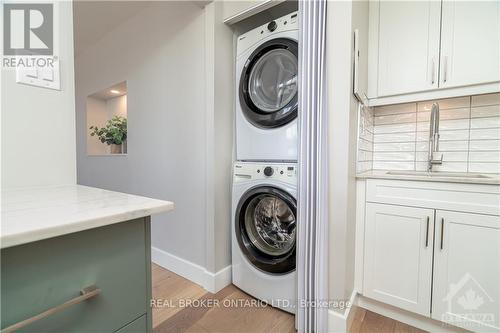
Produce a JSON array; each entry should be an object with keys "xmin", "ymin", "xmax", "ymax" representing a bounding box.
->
[{"xmin": 89, "ymin": 116, "xmax": 127, "ymax": 154}]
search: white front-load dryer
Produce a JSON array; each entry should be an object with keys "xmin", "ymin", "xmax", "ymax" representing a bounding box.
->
[
  {"xmin": 235, "ymin": 12, "xmax": 299, "ymax": 162},
  {"xmin": 232, "ymin": 162, "xmax": 297, "ymax": 314}
]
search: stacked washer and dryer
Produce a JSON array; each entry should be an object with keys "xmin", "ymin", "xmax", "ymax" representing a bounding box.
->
[{"xmin": 232, "ymin": 11, "xmax": 299, "ymax": 314}]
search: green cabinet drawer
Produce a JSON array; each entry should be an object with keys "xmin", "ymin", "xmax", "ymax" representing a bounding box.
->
[
  {"xmin": 1, "ymin": 218, "xmax": 149, "ymax": 332},
  {"xmin": 114, "ymin": 315, "xmax": 147, "ymax": 333}
]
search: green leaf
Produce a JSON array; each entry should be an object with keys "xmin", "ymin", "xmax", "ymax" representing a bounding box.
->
[{"xmin": 89, "ymin": 116, "xmax": 127, "ymax": 145}]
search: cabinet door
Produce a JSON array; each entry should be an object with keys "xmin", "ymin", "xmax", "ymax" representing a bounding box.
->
[
  {"xmin": 222, "ymin": 0, "xmax": 283, "ymax": 24},
  {"xmin": 376, "ymin": 1, "xmax": 441, "ymax": 97},
  {"xmin": 432, "ymin": 211, "xmax": 500, "ymax": 332},
  {"xmin": 440, "ymin": 1, "xmax": 500, "ymax": 89},
  {"xmin": 363, "ymin": 203, "xmax": 434, "ymax": 316}
]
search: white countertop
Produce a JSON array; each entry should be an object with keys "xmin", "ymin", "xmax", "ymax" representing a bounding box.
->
[
  {"xmin": 356, "ymin": 170, "xmax": 500, "ymax": 185},
  {"xmin": 1, "ymin": 185, "xmax": 174, "ymax": 249}
]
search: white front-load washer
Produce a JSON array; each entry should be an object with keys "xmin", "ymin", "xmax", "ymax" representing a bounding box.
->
[
  {"xmin": 232, "ymin": 162, "xmax": 297, "ymax": 314},
  {"xmin": 235, "ymin": 12, "xmax": 299, "ymax": 162}
]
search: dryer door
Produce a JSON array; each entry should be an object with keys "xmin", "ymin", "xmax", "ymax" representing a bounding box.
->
[
  {"xmin": 239, "ymin": 38, "xmax": 298, "ymax": 129},
  {"xmin": 235, "ymin": 186, "xmax": 296, "ymax": 274}
]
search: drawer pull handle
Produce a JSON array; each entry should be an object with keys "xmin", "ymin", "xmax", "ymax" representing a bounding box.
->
[
  {"xmin": 440, "ymin": 218, "xmax": 445, "ymax": 250},
  {"xmin": 425, "ymin": 216, "xmax": 430, "ymax": 247},
  {"xmin": 2, "ymin": 285, "xmax": 101, "ymax": 333},
  {"xmin": 442, "ymin": 56, "xmax": 448, "ymax": 83}
]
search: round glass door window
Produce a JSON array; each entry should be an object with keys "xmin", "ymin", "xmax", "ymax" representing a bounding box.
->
[
  {"xmin": 239, "ymin": 38, "xmax": 298, "ymax": 129},
  {"xmin": 236, "ymin": 186, "xmax": 296, "ymax": 274},
  {"xmin": 248, "ymin": 49, "xmax": 298, "ymax": 114}
]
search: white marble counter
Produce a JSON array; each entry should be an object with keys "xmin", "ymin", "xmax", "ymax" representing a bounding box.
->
[
  {"xmin": 1, "ymin": 185, "xmax": 174, "ymax": 249},
  {"xmin": 356, "ymin": 170, "xmax": 500, "ymax": 185}
]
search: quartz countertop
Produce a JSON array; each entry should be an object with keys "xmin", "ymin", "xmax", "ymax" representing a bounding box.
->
[
  {"xmin": 356, "ymin": 170, "xmax": 500, "ymax": 185},
  {"xmin": 1, "ymin": 185, "xmax": 174, "ymax": 249}
]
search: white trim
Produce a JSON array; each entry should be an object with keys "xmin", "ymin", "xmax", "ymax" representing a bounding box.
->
[
  {"xmin": 152, "ymin": 247, "xmax": 206, "ymax": 287},
  {"xmin": 328, "ymin": 309, "xmax": 348, "ymax": 333},
  {"xmin": 356, "ymin": 295, "xmax": 467, "ymax": 333},
  {"xmin": 203, "ymin": 0, "xmax": 216, "ymax": 283},
  {"xmin": 368, "ymin": 82, "xmax": 500, "ymax": 107},
  {"xmin": 151, "ymin": 246, "xmax": 232, "ymax": 294},
  {"xmin": 354, "ymin": 180, "xmax": 366, "ymax": 293},
  {"xmin": 327, "ymin": 291, "xmax": 358, "ymax": 333},
  {"xmin": 223, "ymin": 0, "xmax": 286, "ymax": 25},
  {"xmin": 203, "ymin": 265, "xmax": 232, "ymax": 294}
]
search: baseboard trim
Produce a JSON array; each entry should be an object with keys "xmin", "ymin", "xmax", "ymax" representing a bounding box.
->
[
  {"xmin": 203, "ymin": 265, "xmax": 232, "ymax": 294},
  {"xmin": 356, "ymin": 295, "xmax": 468, "ymax": 333},
  {"xmin": 327, "ymin": 290, "xmax": 358, "ymax": 333},
  {"xmin": 151, "ymin": 246, "xmax": 231, "ymax": 294}
]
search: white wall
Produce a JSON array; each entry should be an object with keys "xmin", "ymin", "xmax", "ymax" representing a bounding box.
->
[
  {"xmin": 106, "ymin": 95, "xmax": 127, "ymax": 119},
  {"xmin": 1, "ymin": 1, "xmax": 76, "ymax": 189},
  {"xmin": 86, "ymin": 97, "xmax": 108, "ymax": 155},
  {"xmin": 75, "ymin": 3, "xmax": 208, "ymax": 267},
  {"xmin": 326, "ymin": 0, "xmax": 368, "ymax": 319}
]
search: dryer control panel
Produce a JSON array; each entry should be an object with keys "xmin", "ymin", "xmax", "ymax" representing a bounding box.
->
[
  {"xmin": 236, "ymin": 11, "xmax": 298, "ymax": 57},
  {"xmin": 233, "ymin": 162, "xmax": 297, "ymax": 185}
]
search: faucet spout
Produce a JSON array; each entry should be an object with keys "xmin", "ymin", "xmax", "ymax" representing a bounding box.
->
[{"xmin": 428, "ymin": 103, "xmax": 443, "ymax": 171}]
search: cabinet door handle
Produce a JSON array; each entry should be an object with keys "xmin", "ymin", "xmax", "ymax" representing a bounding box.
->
[
  {"xmin": 431, "ymin": 59, "xmax": 436, "ymax": 85},
  {"xmin": 440, "ymin": 217, "xmax": 445, "ymax": 250},
  {"xmin": 442, "ymin": 56, "xmax": 448, "ymax": 83},
  {"xmin": 425, "ymin": 216, "xmax": 430, "ymax": 247},
  {"xmin": 1, "ymin": 285, "xmax": 101, "ymax": 333}
]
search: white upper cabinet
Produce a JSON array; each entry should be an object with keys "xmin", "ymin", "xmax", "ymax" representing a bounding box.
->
[
  {"xmin": 374, "ymin": 1, "xmax": 441, "ymax": 97},
  {"xmin": 368, "ymin": 0, "xmax": 500, "ymax": 105},
  {"xmin": 439, "ymin": 1, "xmax": 500, "ymax": 89},
  {"xmin": 363, "ymin": 203, "xmax": 434, "ymax": 316},
  {"xmin": 432, "ymin": 210, "xmax": 500, "ymax": 332}
]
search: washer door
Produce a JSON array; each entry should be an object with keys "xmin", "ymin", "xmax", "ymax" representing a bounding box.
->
[
  {"xmin": 235, "ymin": 186, "xmax": 296, "ymax": 274},
  {"xmin": 239, "ymin": 38, "xmax": 298, "ymax": 129}
]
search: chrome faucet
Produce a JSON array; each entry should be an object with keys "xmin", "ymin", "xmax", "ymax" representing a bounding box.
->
[{"xmin": 428, "ymin": 103, "xmax": 443, "ymax": 171}]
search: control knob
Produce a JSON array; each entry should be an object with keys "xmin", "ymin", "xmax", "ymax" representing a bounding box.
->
[
  {"xmin": 267, "ymin": 21, "xmax": 277, "ymax": 32},
  {"xmin": 263, "ymin": 166, "xmax": 274, "ymax": 177}
]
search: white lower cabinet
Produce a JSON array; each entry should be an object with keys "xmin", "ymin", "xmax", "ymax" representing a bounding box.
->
[
  {"xmin": 362, "ymin": 180, "xmax": 500, "ymax": 332},
  {"xmin": 432, "ymin": 211, "xmax": 500, "ymax": 332},
  {"xmin": 363, "ymin": 203, "xmax": 434, "ymax": 316}
]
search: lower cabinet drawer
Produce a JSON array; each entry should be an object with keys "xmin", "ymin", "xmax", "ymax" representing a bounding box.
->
[
  {"xmin": 1, "ymin": 218, "xmax": 148, "ymax": 332},
  {"xmin": 366, "ymin": 179, "xmax": 500, "ymax": 215},
  {"xmin": 115, "ymin": 315, "xmax": 147, "ymax": 333}
]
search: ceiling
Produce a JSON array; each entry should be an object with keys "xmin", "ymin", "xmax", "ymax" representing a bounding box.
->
[
  {"xmin": 88, "ymin": 81, "xmax": 127, "ymax": 100},
  {"xmin": 73, "ymin": 1, "xmax": 212, "ymax": 57},
  {"xmin": 73, "ymin": 1, "xmax": 151, "ymax": 57}
]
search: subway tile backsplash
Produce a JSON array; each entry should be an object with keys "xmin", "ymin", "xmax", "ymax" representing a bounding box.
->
[
  {"xmin": 357, "ymin": 104, "xmax": 374, "ymax": 173},
  {"xmin": 357, "ymin": 92, "xmax": 500, "ymax": 174}
]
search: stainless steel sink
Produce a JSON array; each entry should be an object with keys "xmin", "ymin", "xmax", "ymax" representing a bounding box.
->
[{"xmin": 386, "ymin": 171, "xmax": 493, "ymax": 179}]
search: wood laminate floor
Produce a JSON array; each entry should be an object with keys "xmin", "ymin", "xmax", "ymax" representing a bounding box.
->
[
  {"xmin": 347, "ymin": 307, "xmax": 427, "ymax": 333},
  {"xmin": 151, "ymin": 263, "xmax": 427, "ymax": 333}
]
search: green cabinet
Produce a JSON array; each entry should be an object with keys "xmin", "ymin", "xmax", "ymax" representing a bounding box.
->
[
  {"xmin": 1, "ymin": 217, "xmax": 152, "ymax": 333},
  {"xmin": 115, "ymin": 315, "xmax": 147, "ymax": 333}
]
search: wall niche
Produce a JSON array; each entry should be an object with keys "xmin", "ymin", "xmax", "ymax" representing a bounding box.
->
[{"xmin": 86, "ymin": 81, "xmax": 127, "ymax": 155}]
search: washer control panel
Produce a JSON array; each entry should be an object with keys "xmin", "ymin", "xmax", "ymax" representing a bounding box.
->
[{"xmin": 234, "ymin": 162, "xmax": 297, "ymax": 184}]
